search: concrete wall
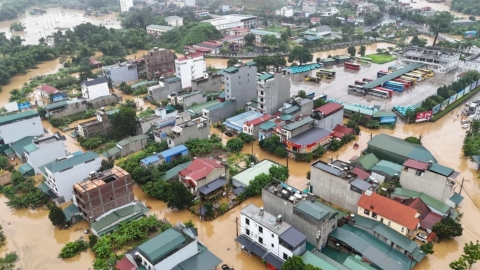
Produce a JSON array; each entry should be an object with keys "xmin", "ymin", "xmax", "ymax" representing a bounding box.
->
[
  {"xmin": 0, "ymin": 115, "xmax": 44, "ymax": 145},
  {"xmin": 26, "ymin": 140, "xmax": 67, "ymax": 174},
  {"xmin": 309, "ymin": 165, "xmax": 362, "ymax": 213},
  {"xmin": 191, "ymin": 74, "xmax": 222, "ymax": 93},
  {"xmin": 148, "ymin": 81, "xmax": 182, "ymax": 102},
  {"xmin": 195, "ymin": 167, "xmax": 226, "ymax": 189},
  {"xmin": 82, "ymin": 82, "xmax": 110, "ymax": 100},
  {"xmin": 137, "ymin": 114, "xmax": 162, "ymax": 134},
  {"xmin": 103, "ymin": 64, "xmax": 138, "ymax": 86},
  {"xmin": 400, "ymin": 167, "xmax": 453, "ymax": 203},
  {"xmin": 145, "ymin": 48, "xmax": 175, "ymax": 80},
  {"xmin": 88, "ymin": 95, "xmax": 122, "ymax": 110},
  {"xmin": 47, "ymin": 101, "xmax": 88, "ymax": 119},
  {"xmin": 167, "ymin": 123, "xmax": 210, "ymax": 148},
  {"xmin": 262, "ymin": 73, "xmax": 291, "ymax": 115},
  {"xmin": 299, "ymin": 100, "xmax": 314, "ymax": 117},
  {"xmin": 316, "ymin": 109, "xmax": 344, "ymax": 131},
  {"xmin": 153, "ymin": 240, "xmax": 198, "ymax": 270},
  {"xmin": 224, "ymin": 65, "xmax": 258, "ymax": 108},
  {"xmin": 240, "ymin": 214, "xmax": 285, "ymax": 258},
  {"xmin": 204, "ymin": 103, "xmax": 237, "ymax": 123},
  {"xmin": 179, "ymin": 92, "xmax": 207, "ymax": 108},
  {"xmin": 120, "ymin": 138, "xmax": 148, "ymax": 155},
  {"xmin": 262, "ymin": 190, "xmax": 337, "ymax": 250}
]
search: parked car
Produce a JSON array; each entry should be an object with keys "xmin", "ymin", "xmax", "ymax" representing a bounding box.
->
[
  {"xmin": 466, "ymin": 102, "xmax": 476, "ymax": 107},
  {"xmin": 473, "ymin": 100, "xmax": 480, "ymax": 104},
  {"xmin": 224, "ymin": 132, "xmax": 233, "ymax": 137},
  {"xmin": 415, "ymin": 233, "xmax": 428, "ymax": 243},
  {"xmin": 462, "ymin": 124, "xmax": 470, "ymax": 129}
]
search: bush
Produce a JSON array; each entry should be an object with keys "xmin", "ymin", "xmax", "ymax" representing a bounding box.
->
[
  {"xmin": 226, "ymin": 138, "xmax": 244, "ymax": 152},
  {"xmin": 275, "ymin": 146, "xmax": 288, "ymax": 158},
  {"xmin": 329, "ymin": 139, "xmax": 342, "ymax": 152},
  {"xmin": 59, "ymin": 239, "xmax": 89, "ymax": 258},
  {"xmin": 295, "ymin": 153, "xmax": 313, "ymax": 162},
  {"xmin": 405, "ymin": 136, "xmax": 421, "ymax": 145},
  {"xmin": 238, "ymin": 133, "xmax": 254, "ymax": 143},
  {"xmin": 420, "ymin": 242, "xmax": 434, "ymax": 254},
  {"xmin": 366, "ymin": 120, "xmax": 380, "ymax": 129}
]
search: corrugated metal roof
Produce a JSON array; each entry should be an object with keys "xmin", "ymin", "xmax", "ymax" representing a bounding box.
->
[
  {"xmin": 259, "ymin": 121, "xmax": 276, "ymax": 130},
  {"xmin": 294, "ymin": 201, "xmax": 329, "ymax": 221},
  {"xmin": 63, "ymin": 204, "xmax": 80, "ymax": 222},
  {"xmin": 363, "ymin": 63, "xmax": 424, "ymax": 89},
  {"xmin": 11, "ymin": 136, "xmax": 39, "ymax": 155},
  {"xmin": 343, "ymin": 255, "xmax": 377, "ymax": 270},
  {"xmin": 158, "ymin": 145, "xmax": 188, "ymax": 159},
  {"xmin": 352, "ymin": 153, "xmax": 379, "ymax": 170},
  {"xmin": 45, "ymin": 101, "xmax": 68, "ymax": 110},
  {"xmin": 282, "ymin": 117, "xmax": 313, "ymax": 131},
  {"xmin": 41, "ymin": 151, "xmax": 99, "ymax": 173},
  {"xmin": 372, "ymin": 111, "xmax": 397, "ymax": 117},
  {"xmin": 429, "ymin": 163, "xmax": 453, "ymax": 177},
  {"xmin": 367, "ymin": 134, "xmax": 436, "ymax": 163},
  {"xmin": 301, "ymin": 251, "xmax": 340, "ymax": 270},
  {"xmin": 172, "ymin": 248, "xmax": 222, "ymax": 270},
  {"xmin": 138, "ymin": 229, "xmax": 186, "ymax": 263},
  {"xmin": 197, "ymin": 178, "xmax": 227, "ymax": 195},
  {"xmin": 164, "ymin": 161, "xmax": 192, "ymax": 180},
  {"xmin": 23, "ymin": 143, "xmax": 39, "ymax": 154},
  {"xmin": 288, "ymin": 127, "xmax": 331, "ymax": 146},
  {"xmin": 0, "ymin": 110, "xmax": 38, "ymax": 125},
  {"xmin": 232, "ymin": 160, "xmax": 278, "ymax": 187},
  {"xmin": 18, "ymin": 163, "xmax": 34, "ymax": 174},
  {"xmin": 91, "ymin": 204, "xmax": 149, "ymax": 235},
  {"xmin": 370, "ymin": 160, "xmax": 402, "ymax": 177},
  {"xmin": 279, "ymin": 226, "xmax": 307, "ymax": 248}
]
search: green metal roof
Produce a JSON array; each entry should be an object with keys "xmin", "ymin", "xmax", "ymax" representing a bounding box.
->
[
  {"xmin": 164, "ymin": 161, "xmax": 192, "ymax": 180},
  {"xmin": 259, "ymin": 121, "xmax": 276, "ymax": 130},
  {"xmin": 343, "ymin": 255, "xmax": 377, "ymax": 270},
  {"xmin": 63, "ymin": 204, "xmax": 80, "ymax": 222},
  {"xmin": 471, "ymin": 155, "xmax": 480, "ymax": 165},
  {"xmin": 372, "ymin": 111, "xmax": 397, "ymax": 117},
  {"xmin": 245, "ymin": 61, "xmax": 257, "ymax": 66},
  {"xmin": 102, "ymin": 147, "xmax": 121, "ymax": 158},
  {"xmin": 38, "ymin": 182, "xmax": 50, "ymax": 193},
  {"xmin": 11, "ymin": 136, "xmax": 39, "ymax": 156},
  {"xmin": 362, "ymin": 63, "xmax": 424, "ymax": 89},
  {"xmin": 258, "ymin": 73, "xmax": 274, "ymax": 81},
  {"xmin": 352, "ymin": 153, "xmax": 379, "ymax": 170},
  {"xmin": 45, "ymin": 101, "xmax": 68, "ymax": 111},
  {"xmin": 429, "ymin": 163, "xmax": 454, "ymax": 177},
  {"xmin": 0, "ymin": 110, "xmax": 38, "ymax": 125},
  {"xmin": 41, "ymin": 151, "xmax": 99, "ymax": 174},
  {"xmin": 189, "ymin": 100, "xmax": 221, "ymax": 115},
  {"xmin": 204, "ymin": 101, "xmax": 232, "ymax": 111},
  {"xmin": 304, "ymin": 30, "xmax": 322, "ymax": 36},
  {"xmin": 294, "ymin": 201, "xmax": 329, "ymax": 222},
  {"xmin": 321, "ymin": 58, "xmax": 335, "ymax": 63},
  {"xmin": 282, "ymin": 116, "xmax": 313, "ymax": 131},
  {"xmin": 282, "ymin": 105, "xmax": 300, "ymax": 115},
  {"xmin": 370, "ymin": 160, "xmax": 402, "ymax": 177},
  {"xmin": 172, "ymin": 248, "xmax": 222, "ymax": 270},
  {"xmin": 367, "ymin": 134, "xmax": 436, "ymax": 164},
  {"xmin": 223, "ymin": 67, "xmax": 238, "ymax": 73},
  {"xmin": 392, "ymin": 188, "xmax": 422, "ymax": 198},
  {"xmin": 342, "ymin": 103, "xmax": 378, "ymax": 116},
  {"xmin": 334, "ymin": 55, "xmax": 351, "ymax": 60},
  {"xmin": 18, "ymin": 163, "xmax": 34, "ymax": 175},
  {"xmin": 117, "ymin": 134, "xmax": 149, "ymax": 146},
  {"xmin": 91, "ymin": 204, "xmax": 150, "ymax": 235},
  {"xmin": 449, "ymin": 192, "xmax": 464, "ymax": 205},
  {"xmin": 302, "ymin": 251, "xmax": 339, "ymax": 270},
  {"xmin": 4, "ymin": 148, "xmax": 14, "ymax": 155},
  {"xmin": 232, "ymin": 160, "xmax": 278, "ymax": 187},
  {"xmin": 23, "ymin": 143, "xmax": 39, "ymax": 154},
  {"xmin": 393, "ymin": 188, "xmax": 451, "ymax": 214},
  {"xmin": 138, "ymin": 229, "xmax": 186, "ymax": 263},
  {"xmin": 106, "ymin": 109, "xmax": 119, "ymax": 118}
]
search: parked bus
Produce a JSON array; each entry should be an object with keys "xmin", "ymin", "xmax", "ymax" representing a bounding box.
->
[
  {"xmin": 383, "ymin": 81, "xmax": 405, "ymax": 92},
  {"xmin": 368, "ymin": 88, "xmax": 390, "ymax": 98},
  {"xmin": 411, "ymin": 71, "xmax": 427, "ymax": 80},
  {"xmin": 348, "ymin": 84, "xmax": 366, "ymax": 94},
  {"xmin": 355, "ymin": 80, "xmax": 367, "ymax": 86},
  {"xmin": 306, "ymin": 91, "xmax": 315, "ymax": 99},
  {"xmin": 374, "ymin": 87, "xmax": 394, "ymax": 97},
  {"xmin": 400, "ymin": 76, "xmax": 416, "ymax": 84},
  {"xmin": 394, "ymin": 78, "xmax": 411, "ymax": 88},
  {"xmin": 417, "ymin": 68, "xmax": 433, "ymax": 77},
  {"xmin": 344, "ymin": 62, "xmax": 361, "ymax": 70},
  {"xmin": 363, "ymin": 78, "xmax": 374, "ymax": 82},
  {"xmin": 357, "ymin": 57, "xmax": 372, "ymax": 64},
  {"xmin": 404, "ymin": 73, "xmax": 423, "ymax": 82},
  {"xmin": 317, "ymin": 69, "xmax": 336, "ymax": 77}
]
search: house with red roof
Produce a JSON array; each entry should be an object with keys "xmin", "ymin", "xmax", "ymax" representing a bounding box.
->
[
  {"xmin": 229, "ymin": 27, "xmax": 250, "ymax": 36},
  {"xmin": 310, "ymin": 102, "xmax": 344, "ymax": 131},
  {"xmin": 331, "ymin": 124, "xmax": 355, "ymax": 139},
  {"xmin": 38, "ymin": 84, "xmax": 67, "ymax": 102},
  {"xmin": 178, "ymin": 158, "xmax": 226, "ymax": 194},
  {"xmin": 242, "ymin": 114, "xmax": 272, "ymax": 139},
  {"xmin": 357, "ymin": 191, "xmax": 420, "ymax": 236}
]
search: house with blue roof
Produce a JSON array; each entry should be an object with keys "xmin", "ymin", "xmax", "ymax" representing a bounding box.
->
[
  {"xmin": 141, "ymin": 145, "xmax": 189, "ymax": 167},
  {"xmin": 223, "ymin": 111, "xmax": 263, "ymax": 133}
]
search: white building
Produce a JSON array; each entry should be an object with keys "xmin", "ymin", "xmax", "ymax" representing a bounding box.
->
[
  {"xmin": 165, "ymin": 16, "xmax": 183, "ymax": 27},
  {"xmin": 462, "ymin": 52, "xmax": 480, "ymax": 72},
  {"xmin": 119, "ymin": 0, "xmax": 133, "ymax": 13},
  {"xmin": 317, "ymin": 7, "xmax": 338, "ymax": 17},
  {"xmin": 39, "ymin": 151, "xmax": 102, "ymax": 201},
  {"xmin": 236, "ymin": 204, "xmax": 307, "ymax": 270},
  {"xmin": 175, "ymin": 53, "xmax": 207, "ymax": 89},
  {"xmin": 24, "ymin": 134, "xmax": 68, "ymax": 175},
  {"xmin": 249, "ymin": 29, "xmax": 282, "ymax": 47},
  {"xmin": 202, "ymin": 14, "xmax": 257, "ymax": 34},
  {"xmin": 146, "ymin": 25, "xmax": 174, "ymax": 36},
  {"xmin": 276, "ymin": 6, "xmax": 294, "ymax": 17},
  {"xmin": 81, "ymin": 78, "xmax": 110, "ymax": 100},
  {"xmin": 397, "ymin": 47, "xmax": 460, "ymax": 73},
  {"xmin": 185, "ymin": 0, "xmax": 195, "ymax": 6},
  {"xmin": 0, "ymin": 110, "xmax": 44, "ymax": 145}
]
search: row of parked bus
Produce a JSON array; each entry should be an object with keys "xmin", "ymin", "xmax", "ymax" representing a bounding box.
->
[
  {"xmin": 348, "ymin": 78, "xmax": 394, "ymax": 98},
  {"xmin": 343, "ymin": 57, "xmax": 372, "ymax": 71},
  {"xmin": 375, "ymin": 66, "xmax": 434, "ymax": 93}
]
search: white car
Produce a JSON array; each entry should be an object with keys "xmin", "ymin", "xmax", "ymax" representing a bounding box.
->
[
  {"xmin": 466, "ymin": 102, "xmax": 476, "ymax": 107},
  {"xmin": 462, "ymin": 124, "xmax": 470, "ymax": 129},
  {"xmin": 415, "ymin": 233, "xmax": 428, "ymax": 243}
]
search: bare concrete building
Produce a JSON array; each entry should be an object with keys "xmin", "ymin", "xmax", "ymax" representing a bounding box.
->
[
  {"xmin": 167, "ymin": 117, "xmax": 210, "ymax": 148},
  {"xmin": 310, "ymin": 102, "xmax": 344, "ymax": 131},
  {"xmin": 397, "ymin": 46, "xmax": 460, "ymax": 73},
  {"xmin": 169, "ymin": 91, "xmax": 207, "ymax": 109},
  {"xmin": 309, "ymin": 160, "xmax": 374, "ymax": 213},
  {"xmin": 145, "ymin": 47, "xmax": 175, "ymax": 80},
  {"xmin": 223, "ymin": 63, "xmax": 258, "ymax": 108},
  {"xmin": 191, "ymin": 74, "xmax": 222, "ymax": 93},
  {"xmin": 77, "ymin": 108, "xmax": 118, "ymax": 139},
  {"xmin": 73, "ymin": 167, "xmax": 134, "ymax": 221},
  {"xmin": 102, "ymin": 134, "xmax": 149, "ymax": 160},
  {"xmin": 257, "ymin": 72, "xmax": 291, "ymax": 115},
  {"xmin": 262, "ymin": 182, "xmax": 339, "ymax": 250},
  {"xmin": 148, "ymin": 77, "xmax": 182, "ymax": 102}
]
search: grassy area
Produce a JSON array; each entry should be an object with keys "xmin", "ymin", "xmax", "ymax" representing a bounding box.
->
[
  {"xmin": 265, "ymin": 25, "xmax": 287, "ymax": 33},
  {"xmin": 365, "ymin": 54, "xmax": 397, "ymax": 64},
  {"xmin": 431, "ymin": 87, "xmax": 480, "ymax": 122}
]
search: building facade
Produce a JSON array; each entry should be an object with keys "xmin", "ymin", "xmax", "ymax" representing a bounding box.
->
[
  {"xmin": 148, "ymin": 77, "xmax": 182, "ymax": 102},
  {"xmin": 169, "ymin": 91, "xmax": 207, "ymax": 109},
  {"xmin": 179, "ymin": 158, "xmax": 225, "ymax": 193},
  {"xmin": 175, "ymin": 53, "xmax": 206, "ymax": 89},
  {"xmin": 397, "ymin": 47, "xmax": 460, "ymax": 73},
  {"xmin": 0, "ymin": 110, "xmax": 44, "ymax": 145},
  {"xmin": 82, "ymin": 78, "xmax": 110, "ymax": 100},
  {"xmin": 167, "ymin": 117, "xmax": 210, "ymax": 148},
  {"xmin": 73, "ymin": 167, "xmax": 134, "ymax": 221},
  {"xmin": 202, "ymin": 14, "xmax": 257, "ymax": 35},
  {"xmin": 102, "ymin": 62, "xmax": 138, "ymax": 86},
  {"xmin": 223, "ymin": 63, "xmax": 258, "ymax": 108},
  {"xmin": 77, "ymin": 108, "xmax": 117, "ymax": 139},
  {"xmin": 250, "ymin": 29, "xmax": 282, "ymax": 47},
  {"xmin": 310, "ymin": 102, "xmax": 344, "ymax": 131},
  {"xmin": 119, "ymin": 0, "xmax": 133, "ymax": 12},
  {"xmin": 257, "ymin": 72, "xmax": 291, "ymax": 115},
  {"xmin": 275, "ymin": 6, "xmax": 293, "ymax": 17},
  {"xmin": 146, "ymin": 25, "xmax": 174, "ymax": 37},
  {"xmin": 165, "ymin": 16, "xmax": 183, "ymax": 27},
  {"xmin": 145, "ymin": 47, "xmax": 176, "ymax": 80},
  {"xmin": 24, "ymin": 134, "xmax": 68, "ymax": 174},
  {"xmin": 242, "ymin": 115, "xmax": 272, "ymax": 139}
]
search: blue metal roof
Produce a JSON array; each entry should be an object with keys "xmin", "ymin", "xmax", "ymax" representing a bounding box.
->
[
  {"xmin": 158, "ymin": 145, "xmax": 188, "ymax": 159},
  {"xmin": 224, "ymin": 122, "xmax": 242, "ymax": 131},
  {"xmin": 141, "ymin": 155, "xmax": 160, "ymax": 165}
]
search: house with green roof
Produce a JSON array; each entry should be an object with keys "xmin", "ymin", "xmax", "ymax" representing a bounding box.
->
[
  {"xmin": 232, "ymin": 159, "xmax": 281, "ymax": 188},
  {"xmin": 91, "ymin": 203, "xmax": 150, "ymax": 236},
  {"xmin": 23, "ymin": 133, "xmax": 68, "ymax": 175},
  {"xmin": 102, "ymin": 134, "xmax": 149, "ymax": 160},
  {"xmin": 39, "ymin": 151, "xmax": 102, "ymax": 202},
  {"xmin": 391, "ymin": 187, "xmax": 459, "ymax": 218},
  {"xmin": 135, "ymin": 228, "xmax": 221, "ymax": 270},
  {"xmin": 262, "ymin": 182, "xmax": 339, "ymax": 250},
  {"xmin": 351, "ymin": 153, "xmax": 379, "ymax": 171},
  {"xmin": 0, "ymin": 110, "xmax": 44, "ymax": 144},
  {"xmin": 258, "ymin": 120, "xmax": 277, "ymax": 141},
  {"xmin": 11, "ymin": 135, "xmax": 42, "ymax": 162}
]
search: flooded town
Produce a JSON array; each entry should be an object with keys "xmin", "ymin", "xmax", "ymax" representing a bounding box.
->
[{"xmin": 0, "ymin": 1, "xmax": 480, "ymax": 270}]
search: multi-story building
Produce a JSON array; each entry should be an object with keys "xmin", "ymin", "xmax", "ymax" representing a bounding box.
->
[
  {"xmin": 169, "ymin": 91, "xmax": 207, "ymax": 109},
  {"xmin": 462, "ymin": 52, "xmax": 480, "ymax": 72},
  {"xmin": 285, "ymin": 127, "xmax": 332, "ymax": 154},
  {"xmin": 102, "ymin": 134, "xmax": 149, "ymax": 160},
  {"xmin": 397, "ymin": 46, "xmax": 460, "ymax": 73},
  {"xmin": 148, "ymin": 77, "xmax": 181, "ymax": 102},
  {"xmin": 119, "ymin": 0, "xmax": 133, "ymax": 12},
  {"xmin": 145, "ymin": 47, "xmax": 175, "ymax": 80},
  {"xmin": 175, "ymin": 53, "xmax": 206, "ymax": 89},
  {"xmin": 77, "ymin": 108, "xmax": 118, "ymax": 139},
  {"xmin": 310, "ymin": 102, "xmax": 344, "ymax": 131},
  {"xmin": 73, "ymin": 167, "xmax": 134, "ymax": 221},
  {"xmin": 317, "ymin": 7, "xmax": 338, "ymax": 17},
  {"xmin": 249, "ymin": 29, "xmax": 282, "ymax": 47},
  {"xmin": 309, "ymin": 160, "xmax": 374, "ymax": 212},
  {"xmin": 185, "ymin": 0, "xmax": 196, "ymax": 6},
  {"xmin": 223, "ymin": 111, "xmax": 263, "ymax": 133},
  {"xmin": 302, "ymin": 1, "xmax": 317, "ymax": 13},
  {"xmin": 357, "ymin": 190, "xmax": 420, "ymax": 237},
  {"xmin": 202, "ymin": 14, "xmax": 257, "ymax": 35},
  {"xmin": 356, "ymin": 3, "xmax": 380, "ymax": 16},
  {"xmin": 102, "ymin": 62, "xmax": 138, "ymax": 86},
  {"xmin": 256, "ymin": 72, "xmax": 290, "ymax": 115},
  {"xmin": 277, "ymin": 116, "xmax": 314, "ymax": 141},
  {"xmin": 81, "ymin": 78, "xmax": 110, "ymax": 100},
  {"xmin": 262, "ymin": 183, "xmax": 339, "ymax": 250},
  {"xmin": 40, "ymin": 151, "xmax": 102, "ymax": 201},
  {"xmin": 0, "ymin": 110, "xmax": 44, "ymax": 145},
  {"xmin": 167, "ymin": 117, "xmax": 209, "ymax": 148},
  {"xmin": 236, "ymin": 204, "xmax": 307, "ymax": 270},
  {"xmin": 223, "ymin": 63, "xmax": 258, "ymax": 107},
  {"xmin": 24, "ymin": 133, "xmax": 68, "ymax": 174},
  {"xmin": 165, "ymin": 16, "xmax": 183, "ymax": 27},
  {"xmin": 275, "ymin": 6, "xmax": 294, "ymax": 17},
  {"xmin": 146, "ymin": 25, "xmax": 174, "ymax": 37},
  {"xmin": 242, "ymin": 114, "xmax": 272, "ymax": 139}
]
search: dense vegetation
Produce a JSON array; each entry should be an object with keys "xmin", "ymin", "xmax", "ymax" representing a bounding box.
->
[
  {"xmin": 48, "ymin": 109, "xmax": 97, "ymax": 128},
  {"xmin": 451, "ymin": 0, "xmax": 480, "ymax": 15},
  {"xmin": 281, "ymin": 255, "xmax": 322, "ymax": 270},
  {"xmin": 226, "ymin": 138, "xmax": 244, "ymax": 152},
  {"xmin": 1, "ymin": 171, "xmax": 48, "ymax": 209},
  {"xmin": 0, "ymin": 252, "xmax": 18, "ymax": 270},
  {"xmin": 142, "ymin": 180, "xmax": 195, "ymax": 210},
  {"xmin": 157, "ymin": 22, "xmax": 223, "ymax": 51},
  {"xmin": 0, "ymin": 225, "xmax": 5, "ymax": 247},
  {"xmin": 433, "ymin": 216, "xmax": 463, "ymax": 242},
  {"xmin": 449, "ymin": 240, "xmax": 480, "ymax": 270},
  {"xmin": 237, "ymin": 165, "xmax": 289, "ymax": 200},
  {"xmin": 463, "ymin": 120, "xmax": 480, "ymax": 156},
  {"xmin": 184, "ymin": 134, "xmax": 223, "ymax": 155},
  {"xmin": 59, "ymin": 239, "xmax": 88, "ymax": 258}
]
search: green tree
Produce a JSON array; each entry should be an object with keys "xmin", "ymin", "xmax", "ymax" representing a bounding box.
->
[
  {"xmin": 410, "ymin": 35, "xmax": 428, "ymax": 47},
  {"xmin": 282, "ymin": 256, "xmax": 305, "ymax": 270},
  {"xmin": 245, "ymin": 33, "xmax": 255, "ymax": 46},
  {"xmin": 48, "ymin": 203, "xmax": 67, "ymax": 227},
  {"xmin": 359, "ymin": 45, "xmax": 366, "ymax": 57},
  {"xmin": 203, "ymin": 201, "xmax": 215, "ymax": 218},
  {"xmin": 288, "ymin": 46, "xmax": 313, "ymax": 64},
  {"xmin": 238, "ymin": 133, "xmax": 254, "ymax": 143},
  {"xmin": 421, "ymin": 242, "xmax": 434, "ymax": 254},
  {"xmin": 428, "ymin": 11, "xmax": 454, "ymax": 46},
  {"xmin": 269, "ymin": 165, "xmax": 289, "ymax": 181},
  {"xmin": 405, "ymin": 136, "xmax": 422, "ymax": 144},
  {"xmin": 450, "ymin": 241, "xmax": 480, "ymax": 269},
  {"xmin": 450, "ymin": 257, "xmax": 468, "ymax": 270},
  {"xmin": 59, "ymin": 239, "xmax": 88, "ymax": 258},
  {"xmin": 298, "ymin": 90, "xmax": 308, "ymax": 98},
  {"xmin": 167, "ymin": 181, "xmax": 194, "ymax": 210},
  {"xmin": 347, "ymin": 46, "xmax": 356, "ymax": 57},
  {"xmin": 433, "ymin": 217, "xmax": 463, "ymax": 241},
  {"xmin": 110, "ymin": 106, "xmax": 137, "ymax": 140},
  {"xmin": 275, "ymin": 146, "xmax": 288, "ymax": 158},
  {"xmin": 227, "ymin": 58, "xmax": 239, "ymax": 67},
  {"xmin": 226, "ymin": 138, "xmax": 244, "ymax": 152}
]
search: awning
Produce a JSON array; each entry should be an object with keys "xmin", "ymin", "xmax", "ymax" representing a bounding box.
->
[
  {"xmin": 38, "ymin": 182, "xmax": 50, "ymax": 193},
  {"xmin": 63, "ymin": 204, "xmax": 81, "ymax": 222},
  {"xmin": 472, "ymin": 155, "xmax": 480, "ymax": 165},
  {"xmin": 449, "ymin": 192, "xmax": 464, "ymax": 206},
  {"xmin": 198, "ymin": 179, "xmax": 227, "ymax": 195},
  {"xmin": 18, "ymin": 163, "xmax": 34, "ymax": 175},
  {"xmin": 3, "ymin": 148, "xmax": 14, "ymax": 156},
  {"xmin": 236, "ymin": 235, "xmax": 284, "ymax": 269},
  {"xmin": 232, "ymin": 186, "xmax": 245, "ymax": 195},
  {"xmin": 223, "ymin": 121, "xmax": 243, "ymax": 131},
  {"xmin": 262, "ymin": 253, "xmax": 284, "ymax": 270}
]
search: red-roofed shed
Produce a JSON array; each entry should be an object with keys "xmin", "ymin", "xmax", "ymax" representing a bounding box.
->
[
  {"xmin": 403, "ymin": 159, "xmax": 429, "ymax": 170},
  {"xmin": 115, "ymin": 258, "xmax": 136, "ymax": 270},
  {"xmin": 314, "ymin": 102, "xmax": 344, "ymax": 116},
  {"xmin": 351, "ymin": 167, "xmax": 370, "ymax": 180},
  {"xmin": 332, "ymin": 124, "xmax": 355, "ymax": 139}
]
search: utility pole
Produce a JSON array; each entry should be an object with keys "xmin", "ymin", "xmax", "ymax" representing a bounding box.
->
[
  {"xmin": 235, "ymin": 216, "xmax": 238, "ymax": 237},
  {"xmin": 459, "ymin": 177, "xmax": 469, "ymax": 195}
]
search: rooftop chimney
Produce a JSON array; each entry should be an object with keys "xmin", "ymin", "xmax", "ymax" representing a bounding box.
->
[
  {"xmin": 259, "ymin": 207, "xmax": 264, "ymax": 216},
  {"xmin": 277, "ymin": 215, "xmax": 282, "ymax": 223}
]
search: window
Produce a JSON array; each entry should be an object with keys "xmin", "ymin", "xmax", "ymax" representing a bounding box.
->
[
  {"xmin": 372, "ymin": 212, "xmax": 377, "ymax": 219},
  {"xmin": 259, "ymin": 237, "xmax": 263, "ymax": 244},
  {"xmin": 258, "ymin": 226, "xmax": 263, "ymax": 233},
  {"xmin": 388, "ymin": 221, "xmax": 391, "ymax": 227},
  {"xmin": 245, "ymin": 218, "xmax": 250, "ymax": 225},
  {"xmin": 401, "ymin": 227, "xmax": 404, "ymax": 232},
  {"xmin": 283, "ymin": 253, "xmax": 288, "ymax": 260},
  {"xmin": 416, "ymin": 170, "xmax": 423, "ymax": 176},
  {"xmin": 271, "ymin": 243, "xmax": 274, "ymax": 248},
  {"xmin": 332, "ymin": 224, "xmax": 336, "ymax": 230},
  {"xmin": 364, "ymin": 209, "xmax": 370, "ymax": 215},
  {"xmin": 271, "ymin": 233, "xmax": 274, "ymax": 238},
  {"xmin": 246, "ymin": 229, "xmax": 250, "ymax": 235}
]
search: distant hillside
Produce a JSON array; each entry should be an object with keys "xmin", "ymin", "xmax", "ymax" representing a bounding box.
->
[{"xmin": 209, "ymin": 0, "xmax": 287, "ymax": 12}]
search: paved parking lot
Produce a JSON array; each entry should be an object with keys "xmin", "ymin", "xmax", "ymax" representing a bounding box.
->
[{"xmin": 289, "ymin": 61, "xmax": 457, "ymax": 110}]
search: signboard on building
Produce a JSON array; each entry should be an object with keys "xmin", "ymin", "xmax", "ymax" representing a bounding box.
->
[
  {"xmin": 370, "ymin": 172, "xmax": 385, "ymax": 183},
  {"xmin": 457, "ymin": 89, "xmax": 465, "ymax": 99},
  {"xmin": 449, "ymin": 94, "xmax": 457, "ymax": 105},
  {"xmin": 3, "ymin": 102, "xmax": 18, "ymax": 112},
  {"xmin": 416, "ymin": 111, "xmax": 433, "ymax": 122},
  {"xmin": 441, "ymin": 99, "xmax": 449, "ymax": 110},
  {"xmin": 379, "ymin": 116, "xmax": 396, "ymax": 124},
  {"xmin": 465, "ymin": 85, "xmax": 471, "ymax": 94},
  {"xmin": 472, "ymin": 81, "xmax": 478, "ymax": 90},
  {"xmin": 478, "ymin": 79, "xmax": 480, "ymax": 86},
  {"xmin": 465, "ymin": 30, "xmax": 477, "ymax": 39},
  {"xmin": 17, "ymin": 102, "xmax": 31, "ymax": 110},
  {"xmin": 432, "ymin": 104, "xmax": 441, "ymax": 115}
]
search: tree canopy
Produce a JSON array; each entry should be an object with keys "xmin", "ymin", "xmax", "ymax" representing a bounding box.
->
[
  {"xmin": 48, "ymin": 203, "xmax": 67, "ymax": 227},
  {"xmin": 281, "ymin": 255, "xmax": 322, "ymax": 270},
  {"xmin": 428, "ymin": 11, "xmax": 454, "ymax": 46},
  {"xmin": 226, "ymin": 138, "xmax": 244, "ymax": 152},
  {"xmin": 158, "ymin": 22, "xmax": 222, "ymax": 51},
  {"xmin": 433, "ymin": 217, "xmax": 463, "ymax": 241},
  {"xmin": 110, "ymin": 106, "xmax": 137, "ymax": 140},
  {"xmin": 288, "ymin": 46, "xmax": 313, "ymax": 64},
  {"xmin": 450, "ymin": 241, "xmax": 480, "ymax": 270}
]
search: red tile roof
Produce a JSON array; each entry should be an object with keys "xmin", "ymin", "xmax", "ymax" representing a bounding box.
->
[
  {"xmin": 419, "ymin": 212, "xmax": 443, "ymax": 231},
  {"xmin": 179, "ymin": 158, "xmax": 224, "ymax": 182},
  {"xmin": 357, "ymin": 192, "xmax": 420, "ymax": 230},
  {"xmin": 176, "ymin": 53, "xmax": 204, "ymax": 61},
  {"xmin": 314, "ymin": 102, "xmax": 344, "ymax": 116},
  {"xmin": 115, "ymin": 258, "xmax": 136, "ymax": 270},
  {"xmin": 351, "ymin": 167, "xmax": 370, "ymax": 180},
  {"xmin": 403, "ymin": 159, "xmax": 429, "ymax": 170},
  {"xmin": 89, "ymin": 57, "xmax": 100, "ymax": 65},
  {"xmin": 244, "ymin": 115, "xmax": 272, "ymax": 126},
  {"xmin": 402, "ymin": 198, "xmax": 431, "ymax": 220},
  {"xmin": 40, "ymin": 84, "xmax": 59, "ymax": 93},
  {"xmin": 332, "ymin": 124, "xmax": 354, "ymax": 138}
]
